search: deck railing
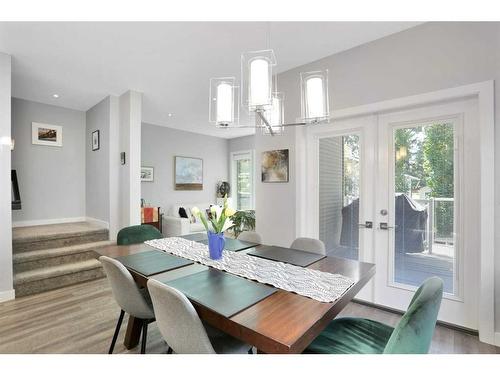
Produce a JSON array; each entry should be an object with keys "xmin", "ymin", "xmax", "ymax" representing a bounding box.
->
[{"xmin": 414, "ymin": 197, "xmax": 454, "ymax": 255}]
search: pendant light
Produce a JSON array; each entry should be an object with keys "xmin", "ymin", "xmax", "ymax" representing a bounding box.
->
[
  {"xmin": 209, "ymin": 24, "xmax": 330, "ymax": 136},
  {"xmin": 209, "ymin": 77, "xmax": 239, "ymax": 127}
]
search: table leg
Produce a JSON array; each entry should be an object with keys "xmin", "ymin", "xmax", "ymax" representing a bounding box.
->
[{"xmin": 124, "ymin": 316, "xmax": 144, "ymax": 349}]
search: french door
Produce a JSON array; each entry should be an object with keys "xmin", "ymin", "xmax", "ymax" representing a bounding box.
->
[
  {"xmin": 374, "ymin": 98, "xmax": 479, "ymax": 329},
  {"xmin": 311, "ymin": 97, "xmax": 480, "ymax": 329}
]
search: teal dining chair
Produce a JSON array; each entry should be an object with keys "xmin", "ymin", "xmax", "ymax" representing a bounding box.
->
[
  {"xmin": 304, "ymin": 277, "xmax": 444, "ymax": 354},
  {"xmin": 117, "ymin": 224, "xmax": 163, "ymax": 245}
]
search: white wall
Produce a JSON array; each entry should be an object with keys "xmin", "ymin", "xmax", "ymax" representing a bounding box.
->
[
  {"xmin": 11, "ymin": 98, "xmax": 86, "ymax": 225},
  {"xmin": 255, "ymin": 22, "xmax": 500, "ymax": 332},
  {"xmin": 0, "ymin": 52, "xmax": 13, "ymax": 301},
  {"xmin": 141, "ymin": 123, "xmax": 228, "ymax": 214}
]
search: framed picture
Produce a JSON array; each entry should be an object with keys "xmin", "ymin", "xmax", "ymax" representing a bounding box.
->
[
  {"xmin": 175, "ymin": 156, "xmax": 203, "ymax": 190},
  {"xmin": 141, "ymin": 166, "xmax": 154, "ymax": 182},
  {"xmin": 92, "ymin": 130, "xmax": 100, "ymax": 151},
  {"xmin": 32, "ymin": 122, "xmax": 62, "ymax": 147},
  {"xmin": 261, "ymin": 149, "xmax": 289, "ymax": 183}
]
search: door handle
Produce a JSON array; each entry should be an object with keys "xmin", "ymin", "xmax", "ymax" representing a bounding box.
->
[
  {"xmin": 358, "ymin": 221, "xmax": 373, "ymax": 229},
  {"xmin": 379, "ymin": 222, "xmax": 395, "ymax": 230}
]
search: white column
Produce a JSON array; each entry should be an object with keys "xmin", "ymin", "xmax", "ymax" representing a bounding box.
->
[
  {"xmin": 0, "ymin": 52, "xmax": 14, "ymax": 302},
  {"xmin": 118, "ymin": 90, "xmax": 142, "ymax": 230},
  {"xmin": 108, "ymin": 95, "xmax": 120, "ymax": 239}
]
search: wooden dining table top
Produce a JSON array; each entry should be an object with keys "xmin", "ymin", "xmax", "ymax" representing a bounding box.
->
[{"xmin": 97, "ymin": 239, "xmax": 375, "ymax": 354}]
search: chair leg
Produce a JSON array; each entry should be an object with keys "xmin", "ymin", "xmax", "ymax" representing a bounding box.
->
[
  {"xmin": 109, "ymin": 309, "xmax": 125, "ymax": 354},
  {"xmin": 248, "ymin": 348, "xmax": 253, "ymax": 354},
  {"xmin": 167, "ymin": 346, "xmax": 173, "ymax": 354},
  {"xmin": 141, "ymin": 321, "xmax": 148, "ymax": 354}
]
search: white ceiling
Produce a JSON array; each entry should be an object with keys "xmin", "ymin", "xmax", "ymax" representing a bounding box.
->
[{"xmin": 0, "ymin": 22, "xmax": 421, "ymax": 138}]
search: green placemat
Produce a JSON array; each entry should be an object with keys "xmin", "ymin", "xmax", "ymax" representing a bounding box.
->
[
  {"xmin": 247, "ymin": 246, "xmax": 325, "ymax": 267},
  {"xmin": 116, "ymin": 250, "xmax": 193, "ymax": 276},
  {"xmin": 197, "ymin": 238, "xmax": 258, "ymax": 252},
  {"xmin": 165, "ymin": 269, "xmax": 276, "ymax": 317}
]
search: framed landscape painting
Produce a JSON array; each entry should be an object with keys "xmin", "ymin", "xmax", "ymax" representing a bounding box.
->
[
  {"xmin": 141, "ymin": 166, "xmax": 154, "ymax": 182},
  {"xmin": 32, "ymin": 122, "xmax": 63, "ymax": 147},
  {"xmin": 175, "ymin": 156, "xmax": 203, "ymax": 190},
  {"xmin": 261, "ymin": 149, "xmax": 289, "ymax": 183}
]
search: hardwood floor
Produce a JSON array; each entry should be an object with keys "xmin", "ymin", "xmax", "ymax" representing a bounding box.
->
[{"xmin": 0, "ymin": 278, "xmax": 498, "ymax": 354}]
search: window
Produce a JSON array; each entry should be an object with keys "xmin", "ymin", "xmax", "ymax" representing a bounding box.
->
[{"xmin": 231, "ymin": 151, "xmax": 254, "ymax": 210}]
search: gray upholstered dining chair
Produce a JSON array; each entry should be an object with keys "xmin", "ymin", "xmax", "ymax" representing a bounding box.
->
[
  {"xmin": 147, "ymin": 279, "xmax": 253, "ymax": 354},
  {"xmin": 237, "ymin": 231, "xmax": 262, "ymax": 244},
  {"xmin": 290, "ymin": 237, "xmax": 326, "ymax": 255},
  {"xmin": 100, "ymin": 256, "xmax": 156, "ymax": 354}
]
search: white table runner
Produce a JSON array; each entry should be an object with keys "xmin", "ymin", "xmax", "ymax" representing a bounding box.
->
[{"xmin": 145, "ymin": 237, "xmax": 354, "ymax": 303}]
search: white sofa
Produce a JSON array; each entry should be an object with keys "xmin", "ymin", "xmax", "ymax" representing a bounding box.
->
[{"xmin": 163, "ymin": 203, "xmax": 214, "ymax": 237}]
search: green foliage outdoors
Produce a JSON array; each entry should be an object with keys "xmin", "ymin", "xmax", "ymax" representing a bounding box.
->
[{"xmin": 394, "ymin": 123, "xmax": 454, "ymax": 239}]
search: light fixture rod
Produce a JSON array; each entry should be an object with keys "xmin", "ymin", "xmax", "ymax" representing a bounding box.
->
[{"xmin": 256, "ymin": 110, "xmax": 275, "ymax": 136}]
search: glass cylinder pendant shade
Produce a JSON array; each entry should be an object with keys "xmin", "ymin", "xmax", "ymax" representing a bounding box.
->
[
  {"xmin": 300, "ymin": 70, "xmax": 329, "ymax": 123},
  {"xmin": 241, "ymin": 49, "xmax": 277, "ymax": 111},
  {"xmin": 261, "ymin": 92, "xmax": 284, "ymax": 135},
  {"xmin": 209, "ymin": 77, "xmax": 239, "ymax": 127}
]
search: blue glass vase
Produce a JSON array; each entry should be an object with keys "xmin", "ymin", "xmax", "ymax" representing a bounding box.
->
[{"xmin": 207, "ymin": 231, "xmax": 225, "ymax": 260}]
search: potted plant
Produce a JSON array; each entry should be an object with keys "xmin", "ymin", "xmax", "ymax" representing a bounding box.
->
[
  {"xmin": 230, "ymin": 210, "xmax": 256, "ymax": 238},
  {"xmin": 191, "ymin": 196, "xmax": 235, "ymax": 260}
]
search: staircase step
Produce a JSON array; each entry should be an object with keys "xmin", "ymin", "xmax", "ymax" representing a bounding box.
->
[
  {"xmin": 13, "ymin": 240, "xmax": 115, "ymax": 272},
  {"xmin": 14, "ymin": 259, "xmax": 105, "ymax": 297},
  {"xmin": 13, "ymin": 222, "xmax": 109, "ymax": 253}
]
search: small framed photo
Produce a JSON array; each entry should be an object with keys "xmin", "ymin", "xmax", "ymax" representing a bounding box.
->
[
  {"xmin": 32, "ymin": 122, "xmax": 62, "ymax": 147},
  {"xmin": 141, "ymin": 166, "xmax": 154, "ymax": 182},
  {"xmin": 92, "ymin": 130, "xmax": 100, "ymax": 151}
]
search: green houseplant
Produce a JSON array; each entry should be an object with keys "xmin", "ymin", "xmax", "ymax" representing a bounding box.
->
[{"xmin": 230, "ymin": 210, "xmax": 256, "ymax": 238}]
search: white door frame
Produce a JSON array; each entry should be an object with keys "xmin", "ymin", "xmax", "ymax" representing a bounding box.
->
[{"xmin": 298, "ymin": 81, "xmax": 495, "ymax": 344}]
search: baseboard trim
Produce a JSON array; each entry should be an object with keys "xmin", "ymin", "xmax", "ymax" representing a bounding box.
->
[
  {"xmin": 495, "ymin": 332, "xmax": 500, "ymax": 347},
  {"xmin": 85, "ymin": 217, "xmax": 110, "ymax": 229},
  {"xmin": 12, "ymin": 217, "xmax": 88, "ymax": 228},
  {"xmin": 0, "ymin": 289, "xmax": 15, "ymax": 303}
]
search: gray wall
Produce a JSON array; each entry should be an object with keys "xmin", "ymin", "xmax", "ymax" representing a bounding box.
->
[
  {"xmin": 255, "ymin": 22, "xmax": 500, "ymax": 331},
  {"xmin": 0, "ymin": 52, "xmax": 13, "ymax": 299},
  {"xmin": 11, "ymin": 98, "xmax": 86, "ymax": 224},
  {"xmin": 228, "ymin": 135, "xmax": 255, "ymax": 153},
  {"xmin": 141, "ymin": 123, "xmax": 229, "ymax": 214},
  {"xmin": 86, "ymin": 97, "xmax": 110, "ymax": 223}
]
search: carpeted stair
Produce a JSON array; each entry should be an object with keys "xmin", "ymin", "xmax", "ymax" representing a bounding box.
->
[{"xmin": 12, "ymin": 222, "xmax": 112, "ymax": 297}]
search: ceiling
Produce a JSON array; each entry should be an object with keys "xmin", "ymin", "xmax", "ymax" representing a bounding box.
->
[{"xmin": 0, "ymin": 22, "xmax": 421, "ymax": 138}]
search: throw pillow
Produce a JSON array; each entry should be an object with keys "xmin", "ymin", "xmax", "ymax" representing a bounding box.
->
[{"xmin": 178, "ymin": 207, "xmax": 189, "ymax": 218}]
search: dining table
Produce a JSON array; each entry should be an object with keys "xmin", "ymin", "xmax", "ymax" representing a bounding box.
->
[{"xmin": 96, "ymin": 234, "xmax": 375, "ymax": 354}]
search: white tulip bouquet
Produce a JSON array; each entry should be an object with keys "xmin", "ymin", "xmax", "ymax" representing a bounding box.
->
[{"xmin": 191, "ymin": 196, "xmax": 235, "ymax": 234}]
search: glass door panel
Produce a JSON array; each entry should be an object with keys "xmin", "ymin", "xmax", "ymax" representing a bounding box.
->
[
  {"xmin": 318, "ymin": 134, "xmax": 361, "ymax": 260},
  {"xmin": 236, "ymin": 158, "xmax": 252, "ymax": 210},
  {"xmin": 392, "ymin": 123, "xmax": 456, "ymax": 295}
]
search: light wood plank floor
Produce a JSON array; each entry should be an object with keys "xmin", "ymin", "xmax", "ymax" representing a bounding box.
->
[{"xmin": 0, "ymin": 278, "xmax": 498, "ymax": 354}]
